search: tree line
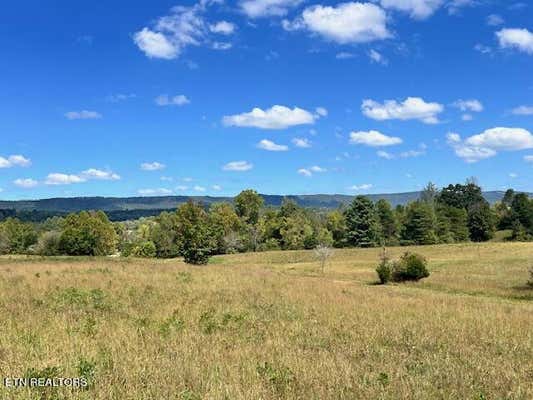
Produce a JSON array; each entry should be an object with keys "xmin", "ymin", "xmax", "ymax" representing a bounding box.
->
[{"xmin": 1, "ymin": 181, "xmax": 532, "ymax": 264}]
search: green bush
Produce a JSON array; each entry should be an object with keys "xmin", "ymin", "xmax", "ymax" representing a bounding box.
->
[
  {"xmin": 182, "ymin": 247, "xmax": 211, "ymax": 265},
  {"xmin": 392, "ymin": 252, "xmax": 430, "ymax": 282},
  {"xmin": 131, "ymin": 241, "xmax": 157, "ymax": 258},
  {"xmin": 376, "ymin": 259, "xmax": 392, "ymax": 284},
  {"xmin": 35, "ymin": 231, "xmax": 62, "ymax": 256}
]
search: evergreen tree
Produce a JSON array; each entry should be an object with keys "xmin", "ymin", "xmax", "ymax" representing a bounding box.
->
[
  {"xmin": 467, "ymin": 202, "xmax": 495, "ymax": 242},
  {"xmin": 375, "ymin": 199, "xmax": 399, "ymax": 245},
  {"xmin": 344, "ymin": 196, "xmax": 380, "ymax": 247},
  {"xmin": 401, "ymin": 202, "xmax": 438, "ymax": 245}
]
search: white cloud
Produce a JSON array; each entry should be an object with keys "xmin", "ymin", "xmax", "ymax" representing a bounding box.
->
[
  {"xmin": 134, "ymin": 28, "xmax": 179, "ymax": 59},
  {"xmin": 336, "ymin": 51, "xmax": 355, "ymax": 59},
  {"xmin": 134, "ymin": 2, "xmax": 235, "ymax": 59},
  {"xmin": 349, "ymin": 130, "xmax": 402, "ymax": 146},
  {"xmin": 362, "ymin": 97, "xmax": 444, "ymax": 124},
  {"xmin": 283, "ymin": 2, "xmax": 391, "ymax": 44},
  {"xmin": 176, "ymin": 185, "xmax": 189, "ymax": 191},
  {"xmin": 452, "ymin": 99, "xmax": 483, "ymax": 112},
  {"xmin": 212, "ymin": 41, "xmax": 233, "ymax": 50},
  {"xmin": 257, "ymin": 139, "xmax": 289, "ymax": 151},
  {"xmin": 155, "ymin": 94, "xmax": 190, "ymax": 106},
  {"xmin": 509, "ymin": 172, "xmax": 518, "ymax": 178},
  {"xmin": 512, "ymin": 105, "xmax": 533, "ymax": 115},
  {"xmin": 65, "ymin": 110, "xmax": 102, "ymax": 120},
  {"xmin": 194, "ymin": 185, "xmax": 206, "ymax": 192},
  {"xmin": 45, "ymin": 173, "xmax": 86, "ymax": 185},
  {"xmin": 223, "ymin": 105, "xmax": 317, "ymax": 129},
  {"xmin": 80, "ymin": 168, "xmax": 120, "ymax": 181},
  {"xmin": 379, "ymin": 0, "xmax": 444, "ymax": 20},
  {"xmin": 486, "ymin": 14, "xmax": 504, "ymax": 26},
  {"xmin": 447, "ymin": 0, "xmax": 476, "ymax": 15},
  {"xmin": 209, "ymin": 21, "xmax": 236, "ymax": 35},
  {"xmin": 297, "ymin": 168, "xmax": 312, "ymax": 177},
  {"xmin": 212, "ymin": 184, "xmax": 222, "ymax": 191},
  {"xmin": 240, "ymin": 0, "xmax": 303, "ymax": 18},
  {"xmin": 524, "ymin": 155, "xmax": 533, "ymax": 163},
  {"xmin": 447, "ymin": 127, "xmax": 533, "ymax": 163},
  {"xmin": 0, "ymin": 155, "xmax": 31, "ymax": 168},
  {"xmin": 160, "ymin": 176, "xmax": 174, "ymax": 181},
  {"xmin": 462, "ymin": 114, "xmax": 473, "ymax": 121},
  {"xmin": 13, "ymin": 178, "xmax": 38, "ymax": 188},
  {"xmin": 496, "ymin": 28, "xmax": 533, "ymax": 54},
  {"xmin": 400, "ymin": 149, "xmax": 425, "ymax": 158},
  {"xmin": 141, "ymin": 162, "xmax": 166, "ymax": 171},
  {"xmin": 349, "ymin": 183, "xmax": 373, "ymax": 190},
  {"xmin": 298, "ymin": 165, "xmax": 326, "ymax": 177},
  {"xmin": 138, "ymin": 188, "xmax": 173, "ymax": 196},
  {"xmin": 223, "ymin": 161, "xmax": 253, "ymax": 171},
  {"xmin": 369, "ymin": 49, "xmax": 387, "ymax": 65},
  {"xmin": 474, "ymin": 43, "xmax": 492, "ymax": 54},
  {"xmin": 377, "ymin": 150, "xmax": 394, "ymax": 159},
  {"xmin": 292, "ymin": 137, "xmax": 312, "ymax": 148},
  {"xmin": 464, "ymin": 127, "xmax": 533, "ymax": 150},
  {"xmin": 315, "ymin": 107, "xmax": 328, "ymax": 117}
]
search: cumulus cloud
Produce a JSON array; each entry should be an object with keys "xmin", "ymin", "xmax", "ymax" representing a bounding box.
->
[
  {"xmin": 13, "ymin": 178, "xmax": 38, "ymax": 189},
  {"xmin": 212, "ymin": 184, "xmax": 222, "ymax": 190},
  {"xmin": 283, "ymin": 2, "xmax": 391, "ymax": 44},
  {"xmin": 349, "ymin": 130, "xmax": 403, "ymax": 146},
  {"xmin": 223, "ymin": 105, "xmax": 317, "ymax": 129},
  {"xmin": 315, "ymin": 107, "xmax": 328, "ymax": 117},
  {"xmin": 496, "ymin": 28, "xmax": 533, "ymax": 54},
  {"xmin": 447, "ymin": 127, "xmax": 533, "ymax": 162},
  {"xmin": 212, "ymin": 41, "xmax": 232, "ymax": 50},
  {"xmin": 106, "ymin": 93, "xmax": 136, "ymax": 103},
  {"xmin": 292, "ymin": 137, "xmax": 312, "ymax": 148},
  {"xmin": 257, "ymin": 139, "xmax": 289, "ymax": 151},
  {"xmin": 379, "ymin": 0, "xmax": 444, "ymax": 20},
  {"xmin": 297, "ymin": 168, "xmax": 312, "ymax": 177},
  {"xmin": 155, "ymin": 94, "xmax": 190, "ymax": 106},
  {"xmin": 194, "ymin": 185, "xmax": 206, "ymax": 192},
  {"xmin": 0, "ymin": 155, "xmax": 31, "ymax": 168},
  {"xmin": 223, "ymin": 161, "xmax": 253, "ymax": 171},
  {"xmin": 134, "ymin": 2, "xmax": 235, "ymax": 59},
  {"xmin": 45, "ymin": 173, "xmax": 86, "ymax": 185},
  {"xmin": 209, "ymin": 21, "xmax": 236, "ymax": 34},
  {"xmin": 452, "ymin": 99, "xmax": 483, "ymax": 112},
  {"xmin": 362, "ymin": 97, "xmax": 444, "ymax": 124},
  {"xmin": 141, "ymin": 162, "xmax": 166, "ymax": 171},
  {"xmin": 524, "ymin": 155, "xmax": 533, "ymax": 163},
  {"xmin": 486, "ymin": 14, "xmax": 504, "ymax": 26},
  {"xmin": 240, "ymin": 0, "xmax": 303, "ymax": 18},
  {"xmin": 298, "ymin": 165, "xmax": 326, "ymax": 177},
  {"xmin": 138, "ymin": 188, "xmax": 173, "ymax": 196},
  {"xmin": 512, "ymin": 105, "xmax": 533, "ymax": 115},
  {"xmin": 65, "ymin": 110, "xmax": 102, "ymax": 120},
  {"xmin": 349, "ymin": 183, "xmax": 373, "ymax": 190},
  {"xmin": 80, "ymin": 168, "xmax": 120, "ymax": 180}
]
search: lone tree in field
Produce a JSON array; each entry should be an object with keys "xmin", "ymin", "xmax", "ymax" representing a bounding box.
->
[{"xmin": 314, "ymin": 244, "xmax": 334, "ymax": 274}]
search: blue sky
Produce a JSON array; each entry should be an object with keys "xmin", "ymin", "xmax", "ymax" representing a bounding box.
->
[{"xmin": 1, "ymin": 0, "xmax": 532, "ymax": 200}]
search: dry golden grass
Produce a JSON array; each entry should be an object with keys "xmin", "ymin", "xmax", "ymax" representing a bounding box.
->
[{"xmin": 0, "ymin": 242, "xmax": 532, "ymax": 399}]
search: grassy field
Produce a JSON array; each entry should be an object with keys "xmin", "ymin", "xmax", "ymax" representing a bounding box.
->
[{"xmin": 0, "ymin": 242, "xmax": 532, "ymax": 399}]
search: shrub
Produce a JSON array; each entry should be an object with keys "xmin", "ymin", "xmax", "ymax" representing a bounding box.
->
[
  {"xmin": 528, "ymin": 266, "xmax": 533, "ymax": 288},
  {"xmin": 182, "ymin": 247, "xmax": 211, "ymax": 265},
  {"xmin": 131, "ymin": 241, "xmax": 157, "ymax": 258},
  {"xmin": 35, "ymin": 231, "xmax": 62, "ymax": 256},
  {"xmin": 392, "ymin": 252, "xmax": 430, "ymax": 282},
  {"xmin": 376, "ymin": 248, "xmax": 392, "ymax": 284}
]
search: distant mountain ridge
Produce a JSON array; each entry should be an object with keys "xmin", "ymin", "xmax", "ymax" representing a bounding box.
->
[{"xmin": 0, "ymin": 191, "xmax": 525, "ymax": 214}]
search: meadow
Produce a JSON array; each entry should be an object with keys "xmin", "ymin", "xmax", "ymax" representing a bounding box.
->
[{"xmin": 0, "ymin": 242, "xmax": 532, "ymax": 399}]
